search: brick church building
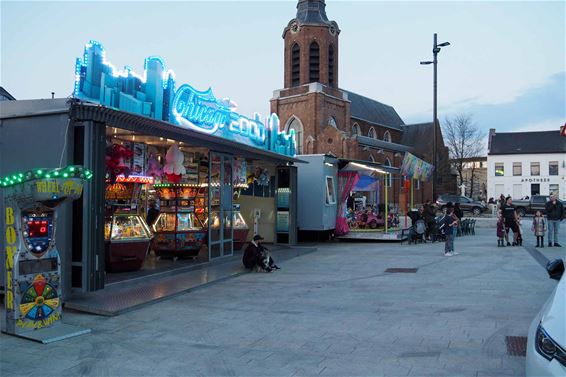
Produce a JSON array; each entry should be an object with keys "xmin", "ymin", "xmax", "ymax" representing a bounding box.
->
[{"xmin": 270, "ymin": 0, "xmax": 456, "ymax": 206}]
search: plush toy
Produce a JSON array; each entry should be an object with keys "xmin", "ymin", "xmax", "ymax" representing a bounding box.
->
[
  {"xmin": 163, "ymin": 144, "xmax": 186, "ymax": 183},
  {"xmin": 146, "ymin": 153, "xmax": 162, "ymax": 179},
  {"xmin": 106, "ymin": 143, "xmax": 133, "ymax": 181}
]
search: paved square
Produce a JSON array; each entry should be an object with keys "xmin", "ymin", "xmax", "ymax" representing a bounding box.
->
[{"xmin": 1, "ymin": 227, "xmax": 563, "ymax": 376}]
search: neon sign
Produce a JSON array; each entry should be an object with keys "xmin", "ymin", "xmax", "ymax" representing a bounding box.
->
[{"xmin": 74, "ymin": 41, "xmax": 296, "ymax": 157}]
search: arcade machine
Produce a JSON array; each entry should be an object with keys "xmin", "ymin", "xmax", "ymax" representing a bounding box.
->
[
  {"xmin": 104, "ymin": 176, "xmax": 153, "ymax": 272},
  {"xmin": 151, "ymin": 184, "xmax": 207, "ymax": 258},
  {"xmin": 1, "ymin": 166, "xmax": 92, "ymax": 343}
]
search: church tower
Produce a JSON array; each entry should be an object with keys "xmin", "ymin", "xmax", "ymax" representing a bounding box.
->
[
  {"xmin": 271, "ymin": 0, "xmax": 351, "ymax": 157},
  {"xmin": 282, "ymin": 0, "xmax": 340, "ymax": 88}
]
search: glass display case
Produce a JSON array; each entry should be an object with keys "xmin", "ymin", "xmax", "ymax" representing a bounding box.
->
[
  {"xmin": 104, "ymin": 213, "xmax": 152, "ymax": 273},
  {"xmin": 151, "ymin": 212, "xmax": 207, "ymax": 257}
]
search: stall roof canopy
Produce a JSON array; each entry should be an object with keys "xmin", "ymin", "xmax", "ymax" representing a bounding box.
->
[
  {"xmin": 339, "ymin": 158, "xmax": 400, "ymax": 175},
  {"xmin": 0, "ymin": 99, "xmax": 305, "ymax": 165}
]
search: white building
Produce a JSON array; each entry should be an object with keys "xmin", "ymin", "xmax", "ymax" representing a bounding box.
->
[{"xmin": 487, "ymin": 129, "xmax": 566, "ymax": 201}]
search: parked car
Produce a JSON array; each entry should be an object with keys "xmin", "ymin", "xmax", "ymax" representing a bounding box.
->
[
  {"xmin": 436, "ymin": 194, "xmax": 487, "ymax": 216},
  {"xmin": 514, "ymin": 195, "xmax": 563, "ymax": 217},
  {"xmin": 526, "ymin": 259, "xmax": 566, "ymax": 376}
]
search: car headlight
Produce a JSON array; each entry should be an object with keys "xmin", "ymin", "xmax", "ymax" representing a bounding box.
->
[{"xmin": 535, "ymin": 323, "xmax": 566, "ymax": 367}]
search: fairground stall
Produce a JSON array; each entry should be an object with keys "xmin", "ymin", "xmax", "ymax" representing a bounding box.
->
[{"xmin": 1, "ymin": 40, "xmax": 300, "ymax": 297}]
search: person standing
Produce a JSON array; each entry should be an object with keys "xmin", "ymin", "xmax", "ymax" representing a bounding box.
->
[
  {"xmin": 454, "ymin": 202, "xmax": 464, "ymax": 237},
  {"xmin": 146, "ymin": 200, "xmax": 160, "ymax": 227},
  {"xmin": 531, "ymin": 210, "xmax": 547, "ymax": 248},
  {"xmin": 497, "ymin": 210, "xmax": 505, "ymax": 247},
  {"xmin": 502, "ymin": 197, "xmax": 519, "ymax": 246},
  {"xmin": 443, "ymin": 203, "xmax": 459, "ymax": 256},
  {"xmin": 424, "ymin": 200, "xmax": 436, "ymax": 241},
  {"xmin": 545, "ymin": 194, "xmax": 564, "ymax": 247}
]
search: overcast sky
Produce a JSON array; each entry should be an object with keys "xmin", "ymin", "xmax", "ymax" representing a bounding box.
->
[{"xmin": 1, "ymin": 1, "xmax": 564, "ymax": 134}]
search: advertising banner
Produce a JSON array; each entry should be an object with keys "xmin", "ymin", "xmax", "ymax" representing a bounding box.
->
[{"xmin": 400, "ymin": 152, "xmax": 434, "ymax": 182}]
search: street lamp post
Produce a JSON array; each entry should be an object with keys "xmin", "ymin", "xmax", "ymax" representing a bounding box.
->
[{"xmin": 421, "ymin": 33, "xmax": 450, "ymax": 202}]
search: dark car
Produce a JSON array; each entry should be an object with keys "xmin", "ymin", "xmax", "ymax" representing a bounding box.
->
[
  {"xmin": 436, "ymin": 194, "xmax": 487, "ymax": 216},
  {"xmin": 514, "ymin": 195, "xmax": 564, "ymax": 216}
]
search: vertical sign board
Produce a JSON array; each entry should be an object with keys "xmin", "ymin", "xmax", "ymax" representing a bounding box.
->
[{"xmin": 2, "ymin": 166, "xmax": 92, "ymax": 342}]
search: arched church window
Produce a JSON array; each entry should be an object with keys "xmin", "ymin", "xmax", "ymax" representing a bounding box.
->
[
  {"xmin": 328, "ymin": 116, "xmax": 337, "ymax": 129},
  {"xmin": 286, "ymin": 116, "xmax": 304, "ymax": 154},
  {"xmin": 291, "ymin": 43, "xmax": 300, "ymax": 87},
  {"xmin": 368, "ymin": 127, "xmax": 377, "ymax": 139},
  {"xmin": 383, "ymin": 131, "xmax": 391, "ymax": 143},
  {"xmin": 384, "ymin": 158, "xmax": 391, "ymax": 166},
  {"xmin": 328, "ymin": 44, "xmax": 335, "ymax": 87},
  {"xmin": 309, "ymin": 42, "xmax": 320, "ymax": 83},
  {"xmin": 352, "ymin": 123, "xmax": 360, "ymax": 136}
]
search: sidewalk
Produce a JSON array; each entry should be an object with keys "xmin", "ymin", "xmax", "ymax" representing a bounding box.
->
[
  {"xmin": 1, "ymin": 228, "xmax": 564, "ymax": 377},
  {"xmin": 65, "ymin": 245, "xmax": 318, "ymax": 316}
]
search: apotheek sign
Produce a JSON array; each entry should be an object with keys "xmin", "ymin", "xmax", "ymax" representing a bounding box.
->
[
  {"xmin": 521, "ymin": 178, "xmax": 552, "ymax": 183},
  {"xmin": 73, "ymin": 41, "xmax": 296, "ymax": 157}
]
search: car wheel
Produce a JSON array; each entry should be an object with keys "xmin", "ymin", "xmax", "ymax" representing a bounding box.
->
[
  {"xmin": 517, "ymin": 207, "xmax": 526, "ymax": 217},
  {"xmin": 472, "ymin": 207, "xmax": 481, "ymax": 216}
]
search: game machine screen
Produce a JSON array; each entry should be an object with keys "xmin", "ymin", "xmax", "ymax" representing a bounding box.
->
[
  {"xmin": 2, "ymin": 166, "xmax": 91, "ymax": 342},
  {"xmin": 152, "ymin": 184, "xmax": 207, "ymax": 258},
  {"xmin": 104, "ymin": 177, "xmax": 153, "ymax": 273}
]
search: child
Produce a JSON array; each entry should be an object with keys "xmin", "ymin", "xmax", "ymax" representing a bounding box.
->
[
  {"xmin": 531, "ymin": 210, "xmax": 547, "ymax": 248},
  {"xmin": 496, "ymin": 210, "xmax": 505, "ymax": 247},
  {"xmin": 515, "ymin": 210, "xmax": 523, "ymax": 246}
]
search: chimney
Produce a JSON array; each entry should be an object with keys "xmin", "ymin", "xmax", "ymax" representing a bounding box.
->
[{"xmin": 488, "ymin": 128, "xmax": 496, "ymax": 153}]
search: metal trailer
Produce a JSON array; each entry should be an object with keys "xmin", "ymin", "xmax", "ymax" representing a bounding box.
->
[{"xmin": 296, "ymin": 155, "xmax": 339, "ymax": 240}]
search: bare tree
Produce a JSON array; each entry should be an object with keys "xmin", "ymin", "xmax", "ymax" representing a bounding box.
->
[{"xmin": 443, "ymin": 114, "xmax": 485, "ymax": 197}]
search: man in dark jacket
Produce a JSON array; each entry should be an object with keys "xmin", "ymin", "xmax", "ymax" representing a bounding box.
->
[
  {"xmin": 545, "ymin": 194, "xmax": 564, "ymax": 247},
  {"xmin": 242, "ymin": 235, "xmax": 280, "ymax": 272},
  {"xmin": 423, "ymin": 200, "xmax": 436, "ymax": 240}
]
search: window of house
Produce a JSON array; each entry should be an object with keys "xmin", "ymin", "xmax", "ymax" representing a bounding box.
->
[
  {"xmin": 549, "ymin": 184, "xmax": 559, "ymax": 198},
  {"xmin": 549, "ymin": 161, "xmax": 559, "ymax": 176},
  {"xmin": 291, "ymin": 43, "xmax": 300, "ymax": 87},
  {"xmin": 309, "ymin": 42, "xmax": 320, "ymax": 83},
  {"xmin": 368, "ymin": 127, "xmax": 376, "ymax": 139},
  {"xmin": 495, "ymin": 163, "xmax": 504, "ymax": 176},
  {"xmin": 531, "ymin": 162, "xmax": 540, "ymax": 176},
  {"xmin": 383, "ymin": 131, "xmax": 391, "ymax": 142},
  {"xmin": 512, "ymin": 162, "xmax": 522, "ymax": 176},
  {"xmin": 352, "ymin": 123, "xmax": 360, "ymax": 136}
]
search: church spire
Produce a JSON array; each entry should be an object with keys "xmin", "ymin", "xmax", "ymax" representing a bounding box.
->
[{"xmin": 296, "ymin": 0, "xmax": 329, "ymax": 25}]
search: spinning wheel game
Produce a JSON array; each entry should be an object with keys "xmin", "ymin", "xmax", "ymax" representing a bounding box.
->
[{"xmin": 19, "ymin": 275, "xmax": 59, "ymax": 321}]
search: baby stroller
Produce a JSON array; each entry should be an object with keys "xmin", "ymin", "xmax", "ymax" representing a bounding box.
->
[{"xmin": 407, "ymin": 211, "xmax": 426, "ymax": 244}]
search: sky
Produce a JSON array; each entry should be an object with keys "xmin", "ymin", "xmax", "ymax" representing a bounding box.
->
[{"xmin": 1, "ymin": 0, "xmax": 564, "ymax": 135}]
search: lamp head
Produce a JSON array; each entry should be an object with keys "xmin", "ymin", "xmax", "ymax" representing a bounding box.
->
[
  {"xmin": 420, "ymin": 61, "xmax": 433, "ymax": 65},
  {"xmin": 438, "ymin": 42, "xmax": 451, "ymax": 47}
]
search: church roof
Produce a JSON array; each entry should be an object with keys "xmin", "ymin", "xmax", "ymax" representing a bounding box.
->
[
  {"xmin": 344, "ymin": 90, "xmax": 405, "ymax": 131},
  {"xmin": 283, "ymin": 0, "xmax": 340, "ymax": 37}
]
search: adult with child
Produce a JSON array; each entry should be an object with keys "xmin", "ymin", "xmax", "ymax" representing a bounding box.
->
[
  {"xmin": 545, "ymin": 194, "xmax": 563, "ymax": 247},
  {"xmin": 502, "ymin": 196, "xmax": 519, "ymax": 246}
]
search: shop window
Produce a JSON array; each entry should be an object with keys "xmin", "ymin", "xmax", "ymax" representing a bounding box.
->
[
  {"xmin": 549, "ymin": 184, "xmax": 559, "ymax": 198},
  {"xmin": 512, "ymin": 162, "xmax": 522, "ymax": 176},
  {"xmin": 291, "ymin": 43, "xmax": 300, "ymax": 87},
  {"xmin": 352, "ymin": 123, "xmax": 360, "ymax": 136},
  {"xmin": 531, "ymin": 162, "xmax": 540, "ymax": 176},
  {"xmin": 549, "ymin": 161, "xmax": 559, "ymax": 176},
  {"xmin": 495, "ymin": 163, "xmax": 504, "ymax": 176},
  {"xmin": 368, "ymin": 127, "xmax": 377, "ymax": 139},
  {"xmin": 383, "ymin": 131, "xmax": 391, "ymax": 143},
  {"xmin": 328, "ymin": 44, "xmax": 335, "ymax": 87},
  {"xmin": 240, "ymin": 176, "xmax": 275, "ymax": 198},
  {"xmin": 309, "ymin": 42, "xmax": 320, "ymax": 83},
  {"xmin": 286, "ymin": 116, "xmax": 304, "ymax": 154},
  {"xmin": 531, "ymin": 183, "xmax": 540, "ymax": 196},
  {"xmin": 325, "ymin": 176, "xmax": 336, "ymax": 205}
]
